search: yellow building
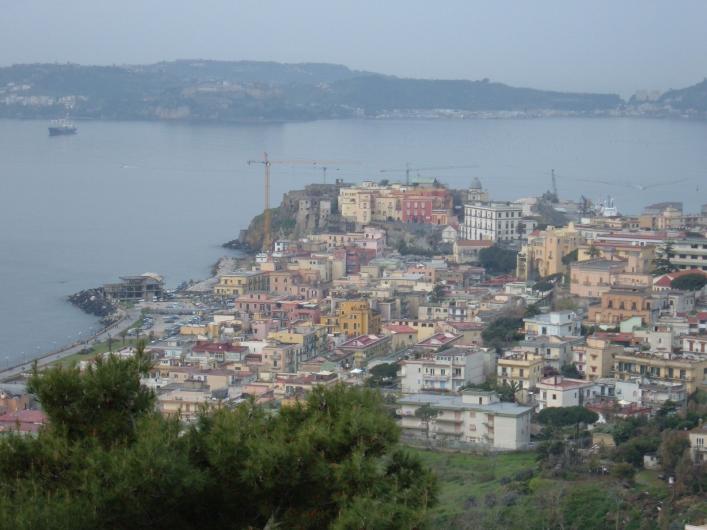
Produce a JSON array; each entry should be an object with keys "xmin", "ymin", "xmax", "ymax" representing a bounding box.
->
[
  {"xmin": 214, "ymin": 271, "xmax": 268, "ymax": 296},
  {"xmin": 387, "ymin": 319, "xmax": 438, "ymax": 341},
  {"xmin": 497, "ymin": 352, "xmax": 544, "ymax": 403},
  {"xmin": 584, "ymin": 335, "xmax": 623, "ymax": 379},
  {"xmin": 517, "ymin": 223, "xmax": 583, "ymax": 280},
  {"xmin": 373, "ymin": 195, "xmax": 403, "ymax": 221},
  {"xmin": 267, "ymin": 325, "xmax": 328, "ymax": 357},
  {"xmin": 320, "ymin": 300, "xmax": 381, "ymax": 337},
  {"xmin": 614, "ymin": 351, "xmax": 707, "ymax": 393},
  {"xmin": 577, "ymin": 243, "xmax": 655, "ymax": 274},
  {"xmin": 339, "ymin": 187, "xmax": 374, "ymax": 224}
]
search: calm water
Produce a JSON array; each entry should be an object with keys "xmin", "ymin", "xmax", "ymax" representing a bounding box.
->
[{"xmin": 1, "ymin": 117, "xmax": 706, "ymax": 362}]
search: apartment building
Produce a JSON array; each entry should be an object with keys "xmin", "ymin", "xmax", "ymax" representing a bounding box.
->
[
  {"xmin": 581, "ymin": 335, "xmax": 624, "ymax": 379},
  {"xmin": 587, "ymin": 287, "xmax": 657, "ymax": 327},
  {"xmin": 683, "ymin": 335, "xmax": 707, "ymax": 354},
  {"xmin": 497, "ymin": 352, "xmax": 544, "ymax": 402},
  {"xmin": 569, "ymin": 259, "xmax": 627, "ymax": 298},
  {"xmin": 398, "ymin": 390, "xmax": 533, "ymax": 450},
  {"xmin": 523, "ymin": 310, "xmax": 582, "ymax": 338},
  {"xmin": 214, "ymin": 270, "xmax": 268, "ymax": 296},
  {"xmin": 516, "ymin": 224, "xmax": 583, "ymax": 280},
  {"xmin": 320, "ymin": 300, "xmax": 381, "ymax": 337},
  {"xmin": 577, "ymin": 241, "xmax": 656, "ymax": 274},
  {"xmin": 382, "ymin": 324, "xmax": 418, "ymax": 351},
  {"xmin": 614, "ymin": 351, "xmax": 707, "ymax": 393},
  {"xmin": 388, "ymin": 319, "xmax": 439, "ymax": 341},
  {"xmin": 671, "ymin": 237, "xmax": 707, "ymax": 271},
  {"xmin": 398, "ymin": 348, "xmax": 494, "ymax": 393},
  {"xmin": 535, "ymin": 376, "xmax": 596, "ymax": 410},
  {"xmin": 335, "ymin": 334, "xmax": 391, "ymax": 367},
  {"xmin": 460, "ymin": 201, "xmax": 523, "ymax": 242},
  {"xmin": 516, "ymin": 336, "xmax": 576, "ymax": 371}
]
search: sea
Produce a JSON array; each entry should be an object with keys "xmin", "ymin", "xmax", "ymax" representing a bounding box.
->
[{"xmin": 1, "ymin": 117, "xmax": 706, "ymax": 363}]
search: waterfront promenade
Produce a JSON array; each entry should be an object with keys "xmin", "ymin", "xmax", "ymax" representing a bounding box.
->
[{"xmin": 0, "ymin": 307, "xmax": 142, "ymax": 382}]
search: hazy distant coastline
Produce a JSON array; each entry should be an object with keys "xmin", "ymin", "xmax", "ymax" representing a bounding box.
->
[{"xmin": 3, "ymin": 59, "xmax": 704, "ymax": 124}]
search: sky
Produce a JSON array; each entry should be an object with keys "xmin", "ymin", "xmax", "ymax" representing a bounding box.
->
[{"xmin": 2, "ymin": 0, "xmax": 707, "ymax": 97}]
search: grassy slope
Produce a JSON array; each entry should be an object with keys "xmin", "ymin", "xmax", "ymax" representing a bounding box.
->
[
  {"xmin": 407, "ymin": 449, "xmax": 536, "ymax": 527},
  {"xmin": 408, "ymin": 448, "xmax": 707, "ymax": 530}
]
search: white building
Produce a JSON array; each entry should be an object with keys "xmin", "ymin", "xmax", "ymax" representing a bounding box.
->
[
  {"xmin": 671, "ymin": 237, "xmax": 707, "ymax": 271},
  {"xmin": 460, "ymin": 201, "xmax": 523, "ymax": 242},
  {"xmin": 398, "ymin": 348, "xmax": 495, "ymax": 393},
  {"xmin": 516, "ymin": 336, "xmax": 578, "ymax": 371},
  {"xmin": 535, "ymin": 376, "xmax": 596, "ymax": 410},
  {"xmin": 688, "ymin": 424, "xmax": 707, "ymax": 464},
  {"xmin": 441, "ymin": 225, "xmax": 459, "ymax": 243},
  {"xmin": 523, "ymin": 311, "xmax": 582, "ymax": 338},
  {"xmin": 615, "ymin": 377, "xmax": 687, "ymax": 409},
  {"xmin": 398, "ymin": 390, "xmax": 533, "ymax": 450}
]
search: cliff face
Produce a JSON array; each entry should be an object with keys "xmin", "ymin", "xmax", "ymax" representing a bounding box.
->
[{"xmin": 238, "ymin": 183, "xmax": 348, "ymax": 250}]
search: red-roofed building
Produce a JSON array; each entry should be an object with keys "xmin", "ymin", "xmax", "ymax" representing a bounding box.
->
[
  {"xmin": 0, "ymin": 409, "xmax": 46, "ymax": 435},
  {"xmin": 335, "ymin": 334, "xmax": 392, "ymax": 367},
  {"xmin": 191, "ymin": 341, "xmax": 249, "ymax": 362},
  {"xmin": 382, "ymin": 324, "xmax": 418, "ymax": 351},
  {"xmin": 653, "ymin": 269, "xmax": 707, "ymax": 293},
  {"xmin": 417, "ymin": 332, "xmax": 462, "ymax": 351},
  {"xmin": 687, "ymin": 312, "xmax": 707, "ymax": 334},
  {"xmin": 535, "ymin": 375, "xmax": 596, "ymax": 410},
  {"xmin": 273, "ymin": 371, "xmax": 339, "ymax": 398},
  {"xmin": 480, "ymin": 274, "xmax": 519, "ymax": 287},
  {"xmin": 439, "ymin": 321, "xmax": 485, "ymax": 346}
]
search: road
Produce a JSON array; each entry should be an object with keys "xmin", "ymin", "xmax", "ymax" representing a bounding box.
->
[{"xmin": 0, "ymin": 307, "xmax": 142, "ymax": 382}]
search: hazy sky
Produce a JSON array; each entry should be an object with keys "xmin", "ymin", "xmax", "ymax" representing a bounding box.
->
[{"xmin": 3, "ymin": 0, "xmax": 707, "ymax": 96}]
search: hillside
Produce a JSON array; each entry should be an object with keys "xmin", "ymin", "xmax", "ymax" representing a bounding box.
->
[
  {"xmin": 0, "ymin": 60, "xmax": 623, "ymax": 122},
  {"xmin": 656, "ymin": 78, "xmax": 707, "ymax": 115}
]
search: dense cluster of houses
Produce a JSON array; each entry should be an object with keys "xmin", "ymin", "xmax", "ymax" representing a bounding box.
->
[{"xmin": 4, "ymin": 179, "xmax": 707, "ymax": 461}]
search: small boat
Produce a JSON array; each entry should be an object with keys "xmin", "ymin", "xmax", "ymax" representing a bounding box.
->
[{"xmin": 48, "ymin": 119, "xmax": 77, "ymax": 136}]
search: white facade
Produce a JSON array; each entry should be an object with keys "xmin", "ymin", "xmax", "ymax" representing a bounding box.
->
[
  {"xmin": 441, "ymin": 225, "xmax": 459, "ymax": 243},
  {"xmin": 461, "ymin": 201, "xmax": 523, "ymax": 242},
  {"xmin": 398, "ymin": 391, "xmax": 533, "ymax": 450},
  {"xmin": 615, "ymin": 377, "xmax": 687, "ymax": 408},
  {"xmin": 671, "ymin": 238, "xmax": 707, "ymax": 271},
  {"xmin": 523, "ymin": 311, "xmax": 582, "ymax": 338},
  {"xmin": 535, "ymin": 376, "xmax": 596, "ymax": 410},
  {"xmin": 398, "ymin": 349, "xmax": 495, "ymax": 393},
  {"xmin": 689, "ymin": 425, "xmax": 707, "ymax": 464}
]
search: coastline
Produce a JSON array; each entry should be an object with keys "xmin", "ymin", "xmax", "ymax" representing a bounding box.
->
[{"xmin": 0, "ymin": 306, "xmax": 141, "ymax": 382}]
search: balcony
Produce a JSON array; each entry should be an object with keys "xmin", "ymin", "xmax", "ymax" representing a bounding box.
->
[{"xmin": 435, "ymin": 415, "xmax": 463, "ymax": 424}]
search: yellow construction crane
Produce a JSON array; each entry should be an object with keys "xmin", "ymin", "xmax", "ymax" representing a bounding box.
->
[{"xmin": 247, "ymin": 153, "xmax": 354, "ymax": 252}]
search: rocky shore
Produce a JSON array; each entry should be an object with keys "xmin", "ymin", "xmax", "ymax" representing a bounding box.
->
[{"xmin": 68, "ymin": 288, "xmax": 120, "ymax": 326}]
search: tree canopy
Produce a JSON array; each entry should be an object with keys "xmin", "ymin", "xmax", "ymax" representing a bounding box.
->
[
  {"xmin": 653, "ymin": 242, "xmax": 678, "ymax": 275},
  {"xmin": 481, "ymin": 317, "xmax": 523, "ymax": 350},
  {"xmin": 0, "ymin": 354, "xmax": 437, "ymax": 529},
  {"xmin": 536, "ymin": 406, "xmax": 599, "ymax": 428},
  {"xmin": 671, "ymin": 273, "xmax": 707, "ymax": 291},
  {"xmin": 478, "ymin": 245, "xmax": 518, "ymax": 275}
]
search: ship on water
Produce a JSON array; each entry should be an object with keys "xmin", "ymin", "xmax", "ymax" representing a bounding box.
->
[{"xmin": 48, "ymin": 119, "xmax": 77, "ymax": 136}]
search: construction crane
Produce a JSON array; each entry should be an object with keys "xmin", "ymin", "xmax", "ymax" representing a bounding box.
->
[
  {"xmin": 379, "ymin": 163, "xmax": 478, "ymax": 185},
  {"xmin": 247, "ymin": 153, "xmax": 355, "ymax": 252}
]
